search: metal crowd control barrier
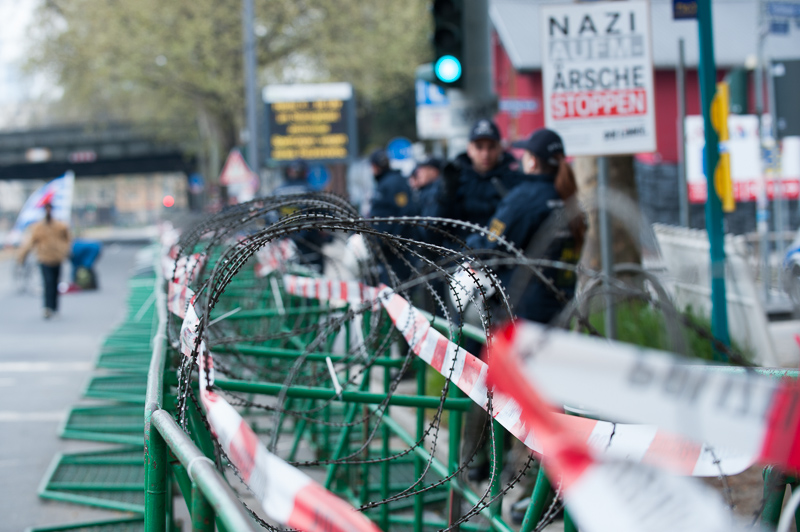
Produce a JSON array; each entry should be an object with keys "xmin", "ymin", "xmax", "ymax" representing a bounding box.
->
[
  {"xmin": 144, "ymin": 264, "xmax": 258, "ymax": 532},
  {"xmin": 143, "ymin": 242, "xmax": 800, "ymax": 532}
]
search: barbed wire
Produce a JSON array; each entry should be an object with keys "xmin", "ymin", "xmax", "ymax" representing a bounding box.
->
[{"xmin": 165, "ymin": 192, "xmax": 759, "ymax": 531}]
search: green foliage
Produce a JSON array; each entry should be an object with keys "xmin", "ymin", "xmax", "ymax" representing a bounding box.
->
[
  {"xmin": 586, "ymin": 302, "xmax": 753, "ymax": 364},
  {"xmin": 26, "ymin": 0, "xmax": 432, "ymax": 170}
]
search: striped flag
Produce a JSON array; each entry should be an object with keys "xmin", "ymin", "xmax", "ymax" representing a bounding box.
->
[{"xmin": 6, "ymin": 171, "xmax": 75, "ymax": 246}]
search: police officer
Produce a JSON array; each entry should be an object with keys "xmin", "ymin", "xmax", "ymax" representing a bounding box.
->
[
  {"xmin": 274, "ymin": 159, "xmax": 311, "ymax": 195},
  {"xmin": 410, "ymin": 156, "xmax": 443, "ymax": 219},
  {"xmin": 368, "ymin": 148, "xmax": 415, "ymax": 284},
  {"xmin": 271, "ymin": 159, "xmax": 329, "ymax": 271},
  {"xmin": 460, "ymin": 129, "xmax": 584, "ymax": 488},
  {"xmin": 437, "ymin": 119, "xmax": 525, "ymax": 242},
  {"xmin": 466, "ymin": 128, "xmax": 583, "ymax": 323}
]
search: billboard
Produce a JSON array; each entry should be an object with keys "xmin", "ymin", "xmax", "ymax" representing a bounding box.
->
[
  {"xmin": 685, "ymin": 115, "xmax": 800, "ymax": 202},
  {"xmin": 264, "ymin": 83, "xmax": 357, "ymax": 164},
  {"xmin": 541, "ymin": 1, "xmax": 656, "ymax": 155}
]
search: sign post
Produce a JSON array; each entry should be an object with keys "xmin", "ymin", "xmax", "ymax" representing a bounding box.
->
[
  {"xmin": 697, "ymin": 0, "xmax": 731, "ymax": 356},
  {"xmin": 540, "ymin": 1, "xmax": 657, "ymax": 156},
  {"xmin": 541, "ymin": 1, "xmax": 656, "ymax": 340}
]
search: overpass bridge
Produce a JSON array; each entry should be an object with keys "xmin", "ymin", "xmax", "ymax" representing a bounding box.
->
[{"xmin": 0, "ymin": 122, "xmax": 194, "ymax": 180}]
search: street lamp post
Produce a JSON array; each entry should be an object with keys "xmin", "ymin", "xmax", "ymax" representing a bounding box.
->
[{"xmin": 242, "ymin": 0, "xmax": 260, "ymax": 175}]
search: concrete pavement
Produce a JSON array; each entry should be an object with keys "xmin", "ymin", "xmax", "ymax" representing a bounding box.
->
[{"xmin": 0, "ymin": 244, "xmax": 144, "ymax": 531}]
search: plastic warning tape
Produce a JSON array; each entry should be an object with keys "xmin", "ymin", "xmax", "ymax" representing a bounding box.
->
[
  {"xmin": 162, "ymin": 253, "xmax": 205, "ymax": 285},
  {"xmin": 179, "ymin": 305, "xmax": 382, "ymax": 532},
  {"xmin": 254, "ymin": 239, "xmax": 297, "ymax": 277},
  {"xmin": 283, "ymin": 274, "xmax": 381, "ymax": 305},
  {"xmin": 167, "ymin": 282, "xmax": 195, "ymax": 319},
  {"xmin": 281, "ymin": 274, "xmax": 750, "ymax": 476},
  {"xmin": 498, "ymin": 319, "xmax": 800, "ymax": 473},
  {"xmin": 486, "ymin": 334, "xmax": 759, "ymax": 532}
]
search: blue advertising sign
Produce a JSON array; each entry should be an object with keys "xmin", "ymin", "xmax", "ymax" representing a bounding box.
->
[
  {"xmin": 386, "ymin": 137, "xmax": 413, "ymax": 161},
  {"xmin": 306, "ymin": 164, "xmax": 330, "ymax": 191}
]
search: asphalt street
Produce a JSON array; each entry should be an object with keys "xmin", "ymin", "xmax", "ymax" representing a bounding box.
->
[{"xmin": 0, "ymin": 244, "xmax": 143, "ymax": 531}]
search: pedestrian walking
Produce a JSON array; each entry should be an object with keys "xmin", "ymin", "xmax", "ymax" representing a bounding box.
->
[{"xmin": 17, "ymin": 202, "xmax": 72, "ymax": 319}]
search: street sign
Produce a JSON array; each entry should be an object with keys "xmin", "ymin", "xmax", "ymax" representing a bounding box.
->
[
  {"xmin": 219, "ymin": 149, "xmax": 254, "ymax": 185},
  {"xmin": 415, "ymin": 79, "xmax": 448, "ymax": 106},
  {"xmin": 768, "ymin": 1, "xmax": 800, "ymax": 18},
  {"xmin": 219, "ymin": 148, "xmax": 258, "ymax": 203},
  {"xmin": 188, "ymin": 173, "xmax": 205, "ymax": 194},
  {"xmin": 498, "ymin": 98, "xmax": 540, "ymax": 115},
  {"xmin": 540, "ymin": 1, "xmax": 657, "ymax": 156},
  {"xmin": 306, "ymin": 164, "xmax": 330, "ymax": 191},
  {"xmin": 673, "ymin": 0, "xmax": 698, "ymax": 19},
  {"xmin": 263, "ymin": 83, "xmax": 357, "ymax": 164},
  {"xmin": 770, "ymin": 19, "xmax": 790, "ymax": 34},
  {"xmin": 386, "ymin": 137, "xmax": 413, "ymax": 161},
  {"xmin": 415, "ymin": 79, "xmax": 454, "ymax": 140}
]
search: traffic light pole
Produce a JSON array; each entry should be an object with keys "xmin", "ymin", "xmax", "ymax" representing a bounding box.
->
[
  {"xmin": 445, "ymin": 0, "xmax": 497, "ymax": 153},
  {"xmin": 697, "ymin": 0, "xmax": 731, "ymax": 357}
]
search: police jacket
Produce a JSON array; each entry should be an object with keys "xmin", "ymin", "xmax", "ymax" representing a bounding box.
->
[
  {"xmin": 413, "ymin": 179, "xmax": 442, "ymax": 219},
  {"xmin": 268, "ymin": 180, "xmax": 328, "ymax": 258},
  {"xmin": 436, "ymin": 152, "xmax": 526, "ymax": 234},
  {"xmin": 370, "ymin": 168, "xmax": 415, "ymax": 235},
  {"xmin": 410, "ymin": 179, "xmax": 444, "ymax": 251},
  {"xmin": 466, "ymin": 173, "xmax": 579, "ymax": 324}
]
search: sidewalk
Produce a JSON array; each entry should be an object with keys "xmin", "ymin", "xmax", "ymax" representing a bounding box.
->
[{"xmin": 0, "ymin": 244, "xmax": 145, "ymax": 530}]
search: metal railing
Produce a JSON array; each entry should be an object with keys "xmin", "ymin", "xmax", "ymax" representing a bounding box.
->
[{"xmin": 144, "ymin": 266, "xmax": 258, "ymax": 532}]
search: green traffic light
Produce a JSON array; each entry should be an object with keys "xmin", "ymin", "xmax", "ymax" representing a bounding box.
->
[{"xmin": 435, "ymin": 55, "xmax": 462, "ymax": 84}]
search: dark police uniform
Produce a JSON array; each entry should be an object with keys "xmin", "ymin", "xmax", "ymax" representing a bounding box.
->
[
  {"xmin": 369, "ymin": 152, "xmax": 416, "ymax": 283},
  {"xmin": 438, "ymin": 152, "xmax": 524, "ymax": 228},
  {"xmin": 270, "ymin": 160, "xmax": 329, "ymax": 271},
  {"xmin": 436, "ymin": 120, "xmax": 526, "ymax": 243},
  {"xmin": 466, "ymin": 173, "xmax": 579, "ymax": 323}
]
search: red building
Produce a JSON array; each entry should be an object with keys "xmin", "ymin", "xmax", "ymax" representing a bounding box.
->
[
  {"xmin": 493, "ymin": 32, "xmax": 708, "ymax": 164},
  {"xmin": 487, "ymin": 0, "xmax": 798, "ymax": 164}
]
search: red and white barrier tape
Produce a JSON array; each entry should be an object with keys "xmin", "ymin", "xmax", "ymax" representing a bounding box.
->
[
  {"xmin": 497, "ymin": 319, "xmax": 800, "ymax": 473},
  {"xmin": 167, "ymin": 282, "xmax": 195, "ymax": 319},
  {"xmin": 485, "ymin": 335, "xmax": 760, "ymax": 532},
  {"xmin": 254, "ymin": 239, "xmax": 297, "ymax": 277},
  {"xmin": 283, "ymin": 274, "xmax": 381, "ymax": 306},
  {"xmin": 179, "ymin": 304, "xmax": 381, "ymax": 532},
  {"xmin": 282, "ymin": 274, "xmax": 750, "ymax": 476},
  {"xmin": 162, "ymin": 252, "xmax": 205, "ymax": 285}
]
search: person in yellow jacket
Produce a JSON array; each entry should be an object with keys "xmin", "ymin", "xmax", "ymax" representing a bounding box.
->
[{"xmin": 18, "ymin": 202, "xmax": 71, "ymax": 318}]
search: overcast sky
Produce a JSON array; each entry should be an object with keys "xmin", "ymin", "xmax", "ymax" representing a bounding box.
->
[{"xmin": 0, "ymin": 0, "xmax": 37, "ymax": 105}]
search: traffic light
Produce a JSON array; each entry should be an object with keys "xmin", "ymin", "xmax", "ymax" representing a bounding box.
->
[
  {"xmin": 711, "ymin": 81, "xmax": 735, "ymax": 213},
  {"xmin": 432, "ymin": 0, "xmax": 464, "ymax": 87}
]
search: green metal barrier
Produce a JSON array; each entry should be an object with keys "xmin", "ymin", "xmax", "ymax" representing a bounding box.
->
[
  {"xmin": 144, "ymin": 265, "xmax": 259, "ymax": 532},
  {"xmin": 39, "ymin": 447, "xmax": 146, "ymax": 513},
  {"xmin": 139, "ymin": 243, "xmax": 800, "ymax": 532},
  {"xmin": 27, "ymin": 516, "xmax": 145, "ymax": 532}
]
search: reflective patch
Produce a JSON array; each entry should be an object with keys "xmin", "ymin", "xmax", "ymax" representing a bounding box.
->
[
  {"xmin": 487, "ymin": 218, "xmax": 506, "ymax": 242},
  {"xmin": 394, "ymin": 192, "xmax": 408, "ymax": 208}
]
